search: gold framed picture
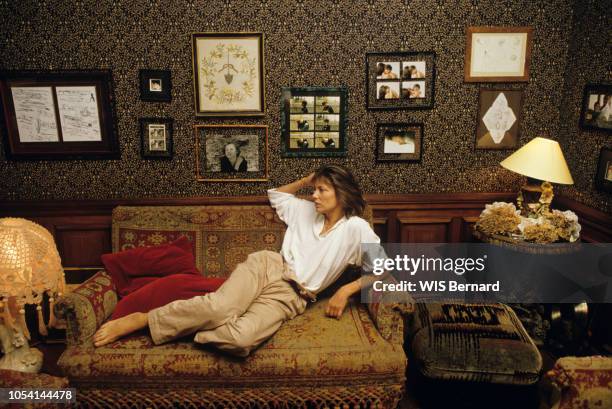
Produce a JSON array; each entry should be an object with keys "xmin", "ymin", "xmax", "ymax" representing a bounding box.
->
[
  {"xmin": 465, "ymin": 27, "xmax": 533, "ymax": 82},
  {"xmin": 195, "ymin": 124, "xmax": 269, "ymax": 182},
  {"xmin": 191, "ymin": 32, "xmax": 265, "ymax": 117}
]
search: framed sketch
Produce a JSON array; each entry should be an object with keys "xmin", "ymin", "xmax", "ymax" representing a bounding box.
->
[
  {"xmin": 0, "ymin": 70, "xmax": 119, "ymax": 159},
  {"xmin": 140, "ymin": 118, "xmax": 173, "ymax": 159},
  {"xmin": 192, "ymin": 32, "xmax": 265, "ymax": 117},
  {"xmin": 280, "ymin": 87, "xmax": 348, "ymax": 157},
  {"xmin": 579, "ymin": 83, "xmax": 612, "ymax": 133},
  {"xmin": 465, "ymin": 27, "xmax": 533, "ymax": 82},
  {"xmin": 376, "ymin": 123, "xmax": 423, "ymax": 162},
  {"xmin": 595, "ymin": 147, "xmax": 612, "ymax": 193},
  {"xmin": 139, "ymin": 70, "xmax": 172, "ymax": 102},
  {"xmin": 366, "ymin": 51, "xmax": 435, "ymax": 110},
  {"xmin": 475, "ymin": 88, "xmax": 523, "ymax": 150},
  {"xmin": 195, "ymin": 124, "xmax": 268, "ymax": 182}
]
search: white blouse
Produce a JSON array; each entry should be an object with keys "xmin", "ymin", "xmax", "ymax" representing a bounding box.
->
[{"xmin": 268, "ymin": 188, "xmax": 381, "ymax": 293}]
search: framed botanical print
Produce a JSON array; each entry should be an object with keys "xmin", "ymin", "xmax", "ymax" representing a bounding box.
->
[
  {"xmin": 195, "ymin": 124, "xmax": 269, "ymax": 182},
  {"xmin": 140, "ymin": 118, "xmax": 173, "ymax": 159},
  {"xmin": 595, "ymin": 147, "xmax": 612, "ymax": 193},
  {"xmin": 376, "ymin": 123, "xmax": 423, "ymax": 162},
  {"xmin": 280, "ymin": 87, "xmax": 348, "ymax": 157},
  {"xmin": 139, "ymin": 70, "xmax": 172, "ymax": 102},
  {"xmin": 0, "ymin": 70, "xmax": 119, "ymax": 160},
  {"xmin": 465, "ymin": 27, "xmax": 533, "ymax": 82},
  {"xmin": 192, "ymin": 32, "xmax": 265, "ymax": 117},
  {"xmin": 366, "ymin": 51, "xmax": 435, "ymax": 110},
  {"xmin": 475, "ymin": 88, "xmax": 523, "ymax": 150},
  {"xmin": 579, "ymin": 83, "xmax": 612, "ymax": 133}
]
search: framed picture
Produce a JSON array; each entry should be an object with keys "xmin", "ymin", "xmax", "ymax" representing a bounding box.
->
[
  {"xmin": 465, "ymin": 26, "xmax": 533, "ymax": 82},
  {"xmin": 475, "ymin": 88, "xmax": 523, "ymax": 150},
  {"xmin": 140, "ymin": 118, "xmax": 173, "ymax": 159},
  {"xmin": 192, "ymin": 32, "xmax": 265, "ymax": 117},
  {"xmin": 579, "ymin": 83, "xmax": 612, "ymax": 133},
  {"xmin": 0, "ymin": 70, "xmax": 119, "ymax": 160},
  {"xmin": 375, "ymin": 123, "xmax": 423, "ymax": 162},
  {"xmin": 280, "ymin": 87, "xmax": 348, "ymax": 157},
  {"xmin": 595, "ymin": 147, "xmax": 612, "ymax": 193},
  {"xmin": 139, "ymin": 70, "xmax": 172, "ymax": 102},
  {"xmin": 195, "ymin": 124, "xmax": 268, "ymax": 182},
  {"xmin": 366, "ymin": 51, "xmax": 435, "ymax": 110}
]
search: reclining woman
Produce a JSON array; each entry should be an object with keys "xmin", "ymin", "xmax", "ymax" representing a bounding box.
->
[{"xmin": 93, "ymin": 164, "xmax": 382, "ymax": 357}]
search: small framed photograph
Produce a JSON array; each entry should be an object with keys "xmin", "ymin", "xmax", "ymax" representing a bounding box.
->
[
  {"xmin": 280, "ymin": 87, "xmax": 348, "ymax": 157},
  {"xmin": 366, "ymin": 52, "xmax": 435, "ymax": 110},
  {"xmin": 195, "ymin": 124, "xmax": 268, "ymax": 182},
  {"xmin": 579, "ymin": 83, "xmax": 612, "ymax": 133},
  {"xmin": 192, "ymin": 32, "xmax": 265, "ymax": 117},
  {"xmin": 376, "ymin": 123, "xmax": 423, "ymax": 162},
  {"xmin": 465, "ymin": 27, "xmax": 533, "ymax": 82},
  {"xmin": 0, "ymin": 70, "xmax": 119, "ymax": 160},
  {"xmin": 595, "ymin": 147, "xmax": 612, "ymax": 193},
  {"xmin": 139, "ymin": 70, "xmax": 172, "ymax": 102},
  {"xmin": 140, "ymin": 118, "xmax": 173, "ymax": 159},
  {"xmin": 475, "ymin": 88, "xmax": 523, "ymax": 150}
]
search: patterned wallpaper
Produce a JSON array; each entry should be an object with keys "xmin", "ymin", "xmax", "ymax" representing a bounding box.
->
[{"xmin": 0, "ymin": 0, "xmax": 609, "ymax": 213}]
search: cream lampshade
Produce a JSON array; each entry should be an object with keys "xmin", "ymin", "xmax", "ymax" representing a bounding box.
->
[
  {"xmin": 0, "ymin": 218, "xmax": 66, "ymax": 373},
  {"xmin": 500, "ymin": 137, "xmax": 574, "ymax": 216}
]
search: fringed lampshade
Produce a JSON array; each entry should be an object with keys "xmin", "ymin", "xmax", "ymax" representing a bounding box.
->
[{"xmin": 0, "ymin": 218, "xmax": 66, "ymax": 372}]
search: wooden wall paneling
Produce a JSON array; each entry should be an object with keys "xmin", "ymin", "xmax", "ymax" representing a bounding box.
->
[
  {"xmin": 461, "ymin": 216, "xmax": 480, "ymax": 242},
  {"xmin": 397, "ymin": 215, "xmax": 453, "ymax": 243}
]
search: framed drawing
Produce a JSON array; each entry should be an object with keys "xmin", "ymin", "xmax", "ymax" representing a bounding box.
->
[
  {"xmin": 0, "ymin": 70, "xmax": 119, "ymax": 160},
  {"xmin": 375, "ymin": 123, "xmax": 423, "ymax": 162},
  {"xmin": 192, "ymin": 32, "xmax": 265, "ymax": 117},
  {"xmin": 280, "ymin": 87, "xmax": 348, "ymax": 157},
  {"xmin": 475, "ymin": 88, "xmax": 523, "ymax": 150},
  {"xmin": 140, "ymin": 118, "xmax": 173, "ymax": 159},
  {"xmin": 465, "ymin": 27, "xmax": 533, "ymax": 82},
  {"xmin": 366, "ymin": 51, "xmax": 435, "ymax": 110},
  {"xmin": 595, "ymin": 147, "xmax": 612, "ymax": 193},
  {"xmin": 195, "ymin": 124, "xmax": 268, "ymax": 182},
  {"xmin": 579, "ymin": 83, "xmax": 612, "ymax": 133},
  {"xmin": 139, "ymin": 70, "xmax": 172, "ymax": 102}
]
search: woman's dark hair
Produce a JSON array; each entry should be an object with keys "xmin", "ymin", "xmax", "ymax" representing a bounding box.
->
[
  {"xmin": 313, "ymin": 164, "xmax": 366, "ymax": 217},
  {"xmin": 378, "ymin": 85, "xmax": 388, "ymax": 99}
]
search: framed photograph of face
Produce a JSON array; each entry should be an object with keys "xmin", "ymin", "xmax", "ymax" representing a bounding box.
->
[
  {"xmin": 280, "ymin": 87, "xmax": 348, "ymax": 157},
  {"xmin": 465, "ymin": 27, "xmax": 533, "ymax": 82},
  {"xmin": 192, "ymin": 32, "xmax": 265, "ymax": 117},
  {"xmin": 195, "ymin": 124, "xmax": 269, "ymax": 182},
  {"xmin": 140, "ymin": 118, "xmax": 173, "ymax": 159},
  {"xmin": 366, "ymin": 52, "xmax": 435, "ymax": 110},
  {"xmin": 595, "ymin": 147, "xmax": 612, "ymax": 193},
  {"xmin": 376, "ymin": 123, "xmax": 423, "ymax": 162},
  {"xmin": 579, "ymin": 83, "xmax": 612, "ymax": 133},
  {"xmin": 139, "ymin": 70, "xmax": 172, "ymax": 102},
  {"xmin": 475, "ymin": 88, "xmax": 523, "ymax": 150}
]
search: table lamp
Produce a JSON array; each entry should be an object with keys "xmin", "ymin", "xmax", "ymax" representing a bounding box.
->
[
  {"xmin": 0, "ymin": 218, "xmax": 66, "ymax": 373},
  {"xmin": 500, "ymin": 137, "xmax": 574, "ymax": 217}
]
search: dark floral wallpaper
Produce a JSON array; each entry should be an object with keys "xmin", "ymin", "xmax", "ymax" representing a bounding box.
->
[{"xmin": 0, "ymin": 0, "xmax": 609, "ymax": 213}]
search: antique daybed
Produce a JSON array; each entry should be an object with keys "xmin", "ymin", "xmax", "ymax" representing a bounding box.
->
[{"xmin": 55, "ymin": 205, "xmax": 410, "ymax": 408}]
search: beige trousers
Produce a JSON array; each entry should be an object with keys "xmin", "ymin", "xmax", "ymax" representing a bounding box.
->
[{"xmin": 147, "ymin": 250, "xmax": 308, "ymax": 357}]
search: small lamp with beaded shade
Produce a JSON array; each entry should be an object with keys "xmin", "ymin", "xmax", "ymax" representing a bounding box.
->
[{"xmin": 0, "ymin": 218, "xmax": 66, "ymax": 373}]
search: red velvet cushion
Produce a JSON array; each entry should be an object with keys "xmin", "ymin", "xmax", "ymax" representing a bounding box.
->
[
  {"xmin": 110, "ymin": 274, "xmax": 226, "ymax": 320},
  {"xmin": 101, "ymin": 236, "xmax": 201, "ymax": 297}
]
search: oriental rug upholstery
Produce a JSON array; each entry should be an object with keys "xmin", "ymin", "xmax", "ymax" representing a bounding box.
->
[{"xmin": 56, "ymin": 205, "xmax": 410, "ymax": 408}]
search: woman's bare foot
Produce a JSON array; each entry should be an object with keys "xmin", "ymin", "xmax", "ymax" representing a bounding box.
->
[{"xmin": 93, "ymin": 312, "xmax": 149, "ymax": 347}]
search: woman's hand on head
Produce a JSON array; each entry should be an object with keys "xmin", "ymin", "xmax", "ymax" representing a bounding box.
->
[
  {"xmin": 325, "ymin": 287, "xmax": 350, "ymax": 319},
  {"xmin": 302, "ymin": 172, "xmax": 315, "ymax": 188}
]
